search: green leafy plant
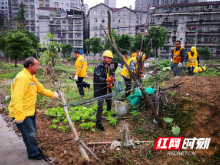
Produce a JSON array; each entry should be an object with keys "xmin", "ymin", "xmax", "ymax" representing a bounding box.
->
[
  {"xmin": 58, "ymin": 126, "xmax": 66, "ymax": 132},
  {"xmin": 49, "ymin": 124, "xmax": 57, "ymax": 129},
  {"xmin": 163, "ymin": 117, "xmax": 180, "ymax": 136}
]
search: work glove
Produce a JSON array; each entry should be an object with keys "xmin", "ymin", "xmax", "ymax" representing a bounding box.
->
[
  {"xmin": 74, "ymin": 76, "xmax": 78, "ymax": 81},
  {"xmin": 106, "ymin": 77, "xmax": 114, "ymax": 83},
  {"xmin": 54, "ymin": 91, "xmax": 59, "ymax": 98},
  {"xmin": 178, "ymin": 62, "xmax": 182, "ymax": 68},
  {"xmin": 108, "ymin": 84, "xmax": 113, "ymax": 89},
  {"xmin": 13, "ymin": 119, "xmax": 24, "ymax": 124},
  {"xmin": 170, "ymin": 58, "xmax": 173, "ymax": 63}
]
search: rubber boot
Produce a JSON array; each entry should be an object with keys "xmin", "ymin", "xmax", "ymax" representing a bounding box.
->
[{"xmin": 96, "ymin": 120, "xmax": 104, "ymax": 131}]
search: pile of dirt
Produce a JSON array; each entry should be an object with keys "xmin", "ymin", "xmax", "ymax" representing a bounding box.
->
[{"xmin": 165, "ymin": 76, "xmax": 220, "ymax": 156}]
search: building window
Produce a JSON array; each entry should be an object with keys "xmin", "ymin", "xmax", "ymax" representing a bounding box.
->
[
  {"xmin": 54, "ymin": 2, "xmax": 59, "ymax": 7},
  {"xmin": 118, "ymin": 12, "xmax": 120, "ymax": 16},
  {"xmin": 102, "ymin": 19, "xmax": 105, "ymax": 23},
  {"xmin": 68, "ymin": 20, "xmax": 73, "ymax": 24},
  {"xmin": 190, "ymin": 7, "xmax": 195, "ymax": 11},
  {"xmin": 75, "ymin": 26, "xmax": 81, "ymax": 30},
  {"xmin": 118, "ymin": 19, "xmax": 120, "ymax": 23},
  {"xmin": 213, "ymin": 14, "xmax": 218, "ymax": 20},
  {"xmin": 94, "ymin": 10, "xmax": 97, "ymax": 14},
  {"xmin": 63, "ymin": 33, "xmax": 66, "ymax": 38},
  {"xmin": 208, "ymin": 5, "xmax": 213, "ymax": 9},
  {"xmin": 180, "ymin": 38, "xmax": 182, "ymax": 41},
  {"xmin": 101, "ymin": 11, "xmax": 105, "ymax": 15},
  {"xmin": 31, "ymin": 27, "xmax": 35, "ymax": 31},
  {"xmin": 181, "ymin": 27, "xmax": 184, "ymax": 30},
  {"xmin": 56, "ymin": 19, "xmax": 60, "ymax": 24},
  {"xmin": 68, "ymin": 26, "xmax": 73, "ymax": 30},
  {"xmin": 151, "ymin": 18, "xmax": 155, "ymax": 23},
  {"xmin": 68, "ymin": 33, "xmax": 73, "ymax": 38},
  {"xmin": 75, "ymin": 33, "xmax": 81, "ymax": 38},
  {"xmin": 94, "ymin": 18, "xmax": 97, "ymax": 22},
  {"xmin": 75, "ymin": 20, "xmax": 81, "ymax": 24}
]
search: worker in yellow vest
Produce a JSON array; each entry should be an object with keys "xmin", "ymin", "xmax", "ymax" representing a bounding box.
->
[
  {"xmin": 185, "ymin": 46, "xmax": 200, "ymax": 76},
  {"xmin": 121, "ymin": 56, "xmax": 137, "ymax": 97},
  {"xmin": 120, "ymin": 51, "xmax": 130, "ymax": 70},
  {"xmin": 73, "ymin": 50, "xmax": 89, "ymax": 96},
  {"xmin": 132, "ymin": 47, "xmax": 140, "ymax": 57},
  {"xmin": 170, "ymin": 40, "xmax": 185, "ymax": 76}
]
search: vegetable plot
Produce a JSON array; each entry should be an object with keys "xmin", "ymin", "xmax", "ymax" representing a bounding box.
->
[{"xmin": 45, "ymin": 105, "xmax": 118, "ymax": 132}]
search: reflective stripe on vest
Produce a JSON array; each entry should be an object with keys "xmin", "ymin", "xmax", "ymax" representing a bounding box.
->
[
  {"xmin": 187, "ymin": 52, "xmax": 198, "ymax": 67},
  {"xmin": 173, "ymin": 47, "xmax": 183, "ymax": 63}
]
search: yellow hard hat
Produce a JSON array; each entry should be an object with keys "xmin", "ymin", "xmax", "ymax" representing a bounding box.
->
[
  {"xmin": 202, "ymin": 67, "xmax": 206, "ymax": 71},
  {"xmin": 191, "ymin": 46, "xmax": 197, "ymax": 53},
  {"xmin": 102, "ymin": 50, "xmax": 113, "ymax": 58}
]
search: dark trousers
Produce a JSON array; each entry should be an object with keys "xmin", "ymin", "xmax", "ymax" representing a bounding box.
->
[
  {"xmin": 173, "ymin": 63, "xmax": 183, "ymax": 76},
  {"xmin": 96, "ymin": 97, "xmax": 112, "ymax": 122},
  {"xmin": 188, "ymin": 67, "xmax": 195, "ymax": 76},
  {"xmin": 76, "ymin": 77, "xmax": 89, "ymax": 96},
  {"xmin": 123, "ymin": 77, "xmax": 131, "ymax": 97},
  {"xmin": 16, "ymin": 113, "xmax": 40, "ymax": 157}
]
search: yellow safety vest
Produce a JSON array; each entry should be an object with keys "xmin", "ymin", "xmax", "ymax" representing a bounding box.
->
[
  {"xmin": 121, "ymin": 57, "xmax": 137, "ymax": 78},
  {"xmin": 106, "ymin": 66, "xmax": 110, "ymax": 94},
  {"xmin": 123, "ymin": 56, "xmax": 130, "ymax": 68},
  {"xmin": 132, "ymin": 52, "xmax": 138, "ymax": 58},
  {"xmin": 75, "ymin": 55, "xmax": 88, "ymax": 77},
  {"xmin": 173, "ymin": 46, "xmax": 184, "ymax": 63},
  {"xmin": 187, "ymin": 52, "xmax": 198, "ymax": 67}
]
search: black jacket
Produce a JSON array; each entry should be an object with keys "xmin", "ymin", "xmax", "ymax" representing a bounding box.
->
[{"xmin": 93, "ymin": 61, "xmax": 114, "ymax": 98}]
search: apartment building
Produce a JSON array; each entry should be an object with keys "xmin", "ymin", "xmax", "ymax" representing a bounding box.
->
[
  {"xmin": 23, "ymin": 0, "xmax": 84, "ymax": 53},
  {"xmin": 86, "ymin": 3, "xmax": 141, "ymax": 43},
  {"xmin": 150, "ymin": 1, "xmax": 220, "ymax": 58}
]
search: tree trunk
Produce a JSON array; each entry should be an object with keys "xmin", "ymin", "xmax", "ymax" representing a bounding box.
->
[
  {"xmin": 155, "ymin": 47, "xmax": 158, "ymax": 59},
  {"xmin": 15, "ymin": 58, "xmax": 17, "ymax": 68}
]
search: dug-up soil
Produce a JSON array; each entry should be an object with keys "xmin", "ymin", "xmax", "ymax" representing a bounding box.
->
[{"xmin": 165, "ymin": 76, "xmax": 220, "ymax": 156}]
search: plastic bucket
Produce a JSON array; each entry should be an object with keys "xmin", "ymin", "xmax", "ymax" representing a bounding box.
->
[{"xmin": 115, "ymin": 101, "xmax": 127, "ymax": 116}]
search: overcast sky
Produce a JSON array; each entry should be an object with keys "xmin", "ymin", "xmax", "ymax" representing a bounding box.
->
[{"xmin": 84, "ymin": 0, "xmax": 135, "ymax": 9}]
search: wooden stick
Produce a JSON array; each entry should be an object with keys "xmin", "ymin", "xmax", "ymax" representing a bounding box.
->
[
  {"xmin": 58, "ymin": 90, "xmax": 90, "ymax": 162},
  {"xmin": 120, "ymin": 126, "xmax": 126, "ymax": 158},
  {"xmin": 79, "ymin": 140, "xmax": 105, "ymax": 165},
  {"xmin": 58, "ymin": 90, "xmax": 105, "ymax": 165},
  {"xmin": 87, "ymin": 141, "xmax": 154, "ymax": 146}
]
